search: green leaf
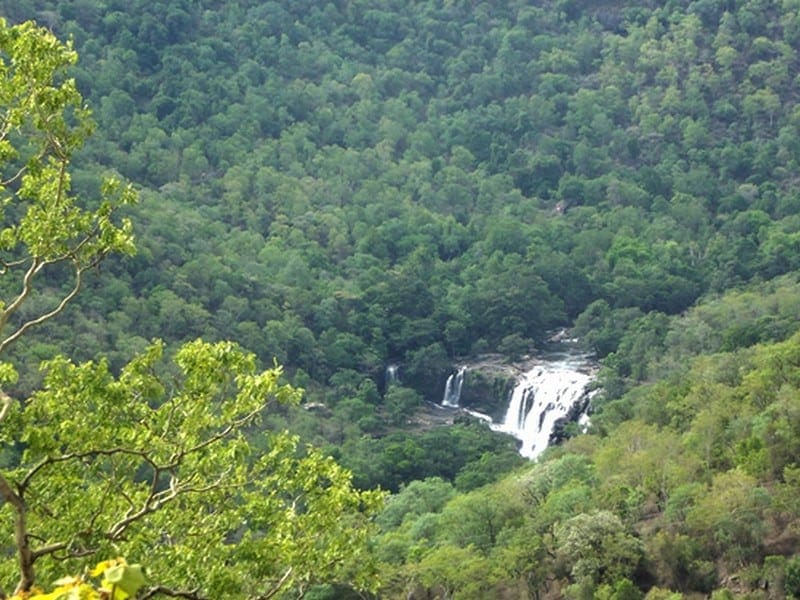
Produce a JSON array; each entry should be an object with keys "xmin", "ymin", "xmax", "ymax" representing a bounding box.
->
[{"xmin": 102, "ymin": 564, "xmax": 146, "ymax": 598}]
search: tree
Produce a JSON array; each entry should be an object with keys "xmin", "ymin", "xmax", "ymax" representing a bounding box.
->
[
  {"xmin": 405, "ymin": 544, "xmax": 493, "ymax": 600},
  {"xmin": 0, "ymin": 19, "xmax": 136, "ymax": 357},
  {"xmin": 438, "ymin": 483, "xmax": 524, "ymax": 554},
  {"xmin": 684, "ymin": 470, "xmax": 771, "ymax": 566},
  {"xmin": 383, "ymin": 385, "xmax": 422, "ymax": 425},
  {"xmin": 554, "ymin": 511, "xmax": 644, "ymax": 591},
  {"xmin": 375, "ymin": 476, "xmax": 455, "ymax": 533},
  {"xmin": 0, "ymin": 339, "xmax": 383, "ymax": 598},
  {"xmin": 0, "ymin": 20, "xmax": 383, "ymax": 598}
]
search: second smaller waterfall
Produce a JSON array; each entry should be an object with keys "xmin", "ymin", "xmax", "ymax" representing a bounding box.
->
[
  {"xmin": 386, "ymin": 364, "xmax": 400, "ymax": 387},
  {"xmin": 442, "ymin": 366, "xmax": 466, "ymax": 407}
]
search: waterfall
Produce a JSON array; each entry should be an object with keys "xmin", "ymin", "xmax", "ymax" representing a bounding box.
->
[
  {"xmin": 442, "ymin": 366, "xmax": 466, "ymax": 407},
  {"xmin": 494, "ymin": 354, "xmax": 594, "ymax": 459},
  {"xmin": 438, "ymin": 347, "xmax": 596, "ymax": 459},
  {"xmin": 386, "ymin": 364, "xmax": 400, "ymax": 386}
]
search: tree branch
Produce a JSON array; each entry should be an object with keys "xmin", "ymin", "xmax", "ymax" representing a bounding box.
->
[
  {"xmin": 0, "ymin": 257, "xmax": 43, "ymax": 333},
  {"xmin": 169, "ymin": 403, "xmax": 266, "ymax": 464},
  {"xmin": 140, "ymin": 586, "xmax": 208, "ymax": 599},
  {"xmin": 11, "ymin": 401, "xmax": 264, "ymax": 588},
  {"xmin": 252, "ymin": 568, "xmax": 294, "ymax": 600},
  {"xmin": 29, "ymin": 541, "xmax": 68, "ymax": 560},
  {"xmin": 20, "ymin": 446, "xmax": 158, "ymax": 492},
  {"xmin": 84, "ymin": 475, "xmax": 119, "ymax": 537},
  {"xmin": 0, "ymin": 473, "xmax": 34, "ymax": 593},
  {"xmin": 0, "ymin": 215, "xmax": 108, "ymax": 354},
  {"xmin": 0, "ymin": 261, "xmax": 84, "ymax": 354},
  {"xmin": 0, "ymin": 257, "xmax": 31, "ymax": 275},
  {"xmin": 106, "ymin": 472, "xmax": 234, "ymax": 541},
  {"xmin": 0, "ymin": 392, "xmax": 13, "ymax": 423},
  {"xmin": 0, "ymin": 144, "xmax": 51, "ymax": 187}
]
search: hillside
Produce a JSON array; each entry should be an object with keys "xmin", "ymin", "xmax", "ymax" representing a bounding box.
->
[
  {"xmin": 0, "ymin": 0, "xmax": 796, "ymax": 387},
  {"xmin": 1, "ymin": 0, "xmax": 800, "ymax": 597}
]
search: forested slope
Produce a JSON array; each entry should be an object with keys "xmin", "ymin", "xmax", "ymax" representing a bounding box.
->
[
  {"xmin": 2, "ymin": 0, "xmax": 798, "ymax": 392},
  {"xmin": 2, "ymin": 0, "xmax": 800, "ymax": 596}
]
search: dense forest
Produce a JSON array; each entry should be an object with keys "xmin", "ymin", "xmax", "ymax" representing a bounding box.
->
[{"xmin": 2, "ymin": 0, "xmax": 800, "ymax": 597}]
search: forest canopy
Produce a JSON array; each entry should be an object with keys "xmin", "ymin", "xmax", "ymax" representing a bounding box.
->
[
  {"xmin": 0, "ymin": 18, "xmax": 381, "ymax": 600},
  {"xmin": 1, "ymin": 0, "xmax": 800, "ymax": 597}
]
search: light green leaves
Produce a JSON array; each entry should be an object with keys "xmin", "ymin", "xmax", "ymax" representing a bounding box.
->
[
  {"xmin": 4, "ymin": 558, "xmax": 145, "ymax": 600},
  {"xmin": 101, "ymin": 562, "xmax": 146, "ymax": 600},
  {"xmin": 0, "ymin": 19, "xmax": 136, "ymax": 354},
  {"xmin": 5, "ymin": 339, "xmax": 382, "ymax": 597}
]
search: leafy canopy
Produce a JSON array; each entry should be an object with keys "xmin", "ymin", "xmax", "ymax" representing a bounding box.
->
[
  {"xmin": 0, "ymin": 19, "xmax": 135, "ymax": 356},
  {"xmin": 0, "ymin": 19, "xmax": 383, "ymax": 599},
  {"xmin": 1, "ymin": 339, "xmax": 383, "ymax": 598}
]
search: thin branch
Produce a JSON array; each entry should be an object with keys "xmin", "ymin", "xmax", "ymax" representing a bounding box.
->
[
  {"xmin": 0, "ymin": 144, "xmax": 51, "ymax": 187},
  {"xmin": 0, "ymin": 262, "xmax": 84, "ymax": 354},
  {"xmin": 117, "ymin": 486, "xmax": 138, "ymax": 511},
  {"xmin": 0, "ymin": 214, "xmax": 107, "ymax": 352},
  {"xmin": 140, "ymin": 586, "xmax": 208, "ymax": 600},
  {"xmin": 162, "ymin": 398, "xmax": 179, "ymax": 438},
  {"xmin": 0, "ymin": 256, "xmax": 43, "ymax": 332},
  {"xmin": 0, "ymin": 393, "xmax": 12, "ymax": 423},
  {"xmin": 106, "ymin": 473, "xmax": 232, "ymax": 540},
  {"xmin": 84, "ymin": 474, "xmax": 120, "ymax": 536},
  {"xmin": 52, "ymin": 222, "xmax": 106, "ymax": 264},
  {"xmin": 20, "ymin": 446, "xmax": 157, "ymax": 491},
  {"xmin": 252, "ymin": 568, "xmax": 294, "ymax": 600},
  {"xmin": 0, "ymin": 164, "xmax": 28, "ymax": 187},
  {"xmin": 0, "ymin": 257, "xmax": 32, "ymax": 275},
  {"xmin": 49, "ymin": 546, "xmax": 97, "ymax": 562},
  {"xmin": 162, "ymin": 401, "xmax": 265, "ymax": 472},
  {"xmin": 171, "ymin": 404, "xmax": 266, "ymax": 463},
  {"xmin": 29, "ymin": 541, "xmax": 68, "ymax": 560}
]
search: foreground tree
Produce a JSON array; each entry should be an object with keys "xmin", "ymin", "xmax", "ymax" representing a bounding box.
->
[
  {"xmin": 1, "ymin": 339, "xmax": 383, "ymax": 598},
  {"xmin": 0, "ymin": 20, "xmax": 383, "ymax": 599},
  {"xmin": 0, "ymin": 19, "xmax": 135, "ymax": 356}
]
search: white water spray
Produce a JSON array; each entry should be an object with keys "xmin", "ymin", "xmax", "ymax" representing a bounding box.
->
[
  {"xmin": 442, "ymin": 366, "xmax": 466, "ymax": 407},
  {"xmin": 441, "ymin": 350, "xmax": 595, "ymax": 459},
  {"xmin": 494, "ymin": 354, "xmax": 594, "ymax": 459},
  {"xmin": 386, "ymin": 364, "xmax": 400, "ymax": 386}
]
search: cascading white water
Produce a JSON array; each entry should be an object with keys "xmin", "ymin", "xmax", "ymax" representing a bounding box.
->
[
  {"xmin": 494, "ymin": 352, "xmax": 594, "ymax": 459},
  {"xmin": 440, "ymin": 348, "xmax": 596, "ymax": 459},
  {"xmin": 386, "ymin": 364, "xmax": 400, "ymax": 386},
  {"xmin": 442, "ymin": 366, "xmax": 466, "ymax": 407}
]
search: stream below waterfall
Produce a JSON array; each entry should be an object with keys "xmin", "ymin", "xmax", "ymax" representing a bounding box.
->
[{"xmin": 441, "ymin": 346, "xmax": 597, "ymax": 459}]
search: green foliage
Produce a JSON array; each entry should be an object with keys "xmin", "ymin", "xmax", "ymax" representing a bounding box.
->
[
  {"xmin": 0, "ymin": 19, "xmax": 385, "ymax": 598},
  {"xmin": 786, "ymin": 555, "xmax": 800, "ymax": 599},
  {"xmin": 8, "ymin": 558, "xmax": 145, "ymax": 600},
  {"xmin": 2, "ymin": 0, "xmax": 800, "ymax": 450},
  {"xmin": 383, "ymin": 385, "xmax": 422, "ymax": 425},
  {"xmin": 10, "ymin": 0, "xmax": 800, "ymax": 407},
  {"xmin": 5, "ymin": 1, "xmax": 800, "ymax": 597},
  {"xmin": 340, "ymin": 420, "xmax": 521, "ymax": 492},
  {"xmin": 376, "ymin": 331, "xmax": 800, "ymax": 597},
  {"xmin": 0, "ymin": 19, "xmax": 135, "ymax": 357},
  {"xmin": 1, "ymin": 339, "xmax": 383, "ymax": 597},
  {"xmin": 454, "ymin": 450, "xmax": 525, "ymax": 491},
  {"xmin": 555, "ymin": 511, "xmax": 644, "ymax": 587},
  {"xmin": 376, "ymin": 477, "xmax": 455, "ymax": 531}
]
